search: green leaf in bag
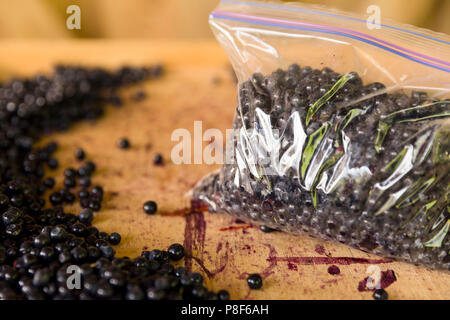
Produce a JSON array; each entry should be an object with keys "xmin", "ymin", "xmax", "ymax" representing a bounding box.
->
[
  {"xmin": 395, "ymin": 175, "xmax": 436, "ymax": 209},
  {"xmin": 305, "ymin": 73, "xmax": 355, "ymax": 126},
  {"xmin": 334, "ymin": 108, "xmax": 364, "ymax": 148},
  {"xmin": 301, "ymin": 122, "xmax": 329, "ymax": 180},
  {"xmin": 375, "ymin": 100, "xmax": 450, "ymax": 153},
  {"xmin": 424, "ymin": 219, "xmax": 450, "ymax": 248}
]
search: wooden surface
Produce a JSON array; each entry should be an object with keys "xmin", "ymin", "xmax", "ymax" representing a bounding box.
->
[{"xmin": 0, "ymin": 40, "xmax": 448, "ymax": 300}]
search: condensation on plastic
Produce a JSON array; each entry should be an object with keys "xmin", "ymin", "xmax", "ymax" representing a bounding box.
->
[{"xmin": 192, "ymin": 0, "xmax": 450, "ymax": 270}]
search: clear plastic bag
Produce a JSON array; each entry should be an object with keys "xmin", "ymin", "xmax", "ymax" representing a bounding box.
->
[{"xmin": 193, "ymin": 0, "xmax": 450, "ymax": 270}]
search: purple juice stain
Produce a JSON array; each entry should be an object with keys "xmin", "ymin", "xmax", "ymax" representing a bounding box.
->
[{"xmin": 327, "ymin": 265, "xmax": 340, "ymax": 275}]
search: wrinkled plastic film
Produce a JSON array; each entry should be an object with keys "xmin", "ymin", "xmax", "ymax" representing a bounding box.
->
[{"xmin": 193, "ymin": 0, "xmax": 450, "ymax": 270}]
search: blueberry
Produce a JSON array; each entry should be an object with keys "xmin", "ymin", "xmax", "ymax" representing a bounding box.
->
[
  {"xmin": 43, "ymin": 177, "xmax": 55, "ymax": 189},
  {"xmin": 64, "ymin": 168, "xmax": 77, "ymax": 178},
  {"xmin": 167, "ymin": 243, "xmax": 184, "ymax": 261},
  {"xmin": 131, "ymin": 90, "xmax": 147, "ymax": 102},
  {"xmin": 5, "ymin": 224, "xmax": 22, "ymax": 238},
  {"xmin": 70, "ymin": 223, "xmax": 87, "ymax": 236},
  {"xmin": 125, "ymin": 286, "xmax": 145, "ymax": 300},
  {"xmin": 58, "ymin": 251, "xmax": 72, "ymax": 264},
  {"xmin": 373, "ymin": 289, "xmax": 388, "ymax": 300},
  {"xmin": 79, "ymin": 177, "xmax": 91, "ymax": 188},
  {"xmin": 190, "ymin": 285, "xmax": 207, "ymax": 299},
  {"xmin": 78, "ymin": 189, "xmax": 90, "ymax": 199},
  {"xmin": 39, "ymin": 247, "xmax": 56, "ymax": 261},
  {"xmin": 78, "ymin": 208, "xmax": 94, "ymax": 225},
  {"xmin": 147, "ymin": 288, "xmax": 165, "ymax": 300},
  {"xmin": 143, "ymin": 201, "xmax": 157, "ymax": 214},
  {"xmin": 70, "ymin": 246, "xmax": 88, "ymax": 262},
  {"xmin": 218, "ymin": 289, "xmax": 230, "ymax": 300},
  {"xmin": 32, "ymin": 268, "xmax": 51, "ymax": 287},
  {"xmin": 0, "ymin": 194, "xmax": 9, "ymax": 211},
  {"xmin": 174, "ymin": 267, "xmax": 187, "ymax": 278},
  {"xmin": 91, "ymin": 186, "xmax": 103, "ymax": 198},
  {"xmin": 2, "ymin": 208, "xmax": 22, "ymax": 225},
  {"xmin": 117, "ymin": 138, "xmax": 130, "ymax": 149},
  {"xmin": 247, "ymin": 274, "xmax": 262, "ymax": 289},
  {"xmin": 50, "ymin": 226, "xmax": 68, "ymax": 242},
  {"xmin": 87, "ymin": 246, "xmax": 101, "ymax": 261},
  {"xmin": 75, "ymin": 148, "xmax": 86, "ymax": 161},
  {"xmin": 95, "ymin": 279, "xmax": 114, "ymax": 298},
  {"xmin": 47, "ymin": 158, "xmax": 59, "ymax": 170},
  {"xmin": 98, "ymin": 232, "xmax": 109, "ymax": 240},
  {"xmin": 33, "ymin": 234, "xmax": 51, "ymax": 248},
  {"xmin": 49, "ymin": 192, "xmax": 63, "ymax": 205},
  {"xmin": 153, "ymin": 153, "xmax": 164, "ymax": 165},
  {"xmin": 100, "ymin": 245, "xmax": 115, "ymax": 259},
  {"xmin": 259, "ymin": 225, "xmax": 276, "ymax": 233},
  {"xmin": 88, "ymin": 200, "xmax": 101, "ymax": 212},
  {"xmin": 108, "ymin": 232, "xmax": 121, "ymax": 245},
  {"xmin": 189, "ymin": 273, "xmax": 204, "ymax": 285},
  {"xmin": 63, "ymin": 177, "xmax": 76, "ymax": 189}
]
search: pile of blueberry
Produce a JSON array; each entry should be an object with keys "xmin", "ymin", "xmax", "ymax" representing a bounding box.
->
[
  {"xmin": 194, "ymin": 64, "xmax": 449, "ymax": 271},
  {"xmin": 0, "ymin": 65, "xmax": 229, "ymax": 300}
]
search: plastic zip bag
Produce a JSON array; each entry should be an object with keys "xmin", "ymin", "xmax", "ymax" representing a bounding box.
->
[{"xmin": 193, "ymin": 0, "xmax": 450, "ymax": 270}]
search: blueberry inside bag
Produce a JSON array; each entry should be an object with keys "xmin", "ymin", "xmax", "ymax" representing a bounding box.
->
[{"xmin": 193, "ymin": 0, "xmax": 450, "ymax": 270}]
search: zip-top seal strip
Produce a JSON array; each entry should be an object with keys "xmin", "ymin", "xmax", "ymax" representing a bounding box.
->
[
  {"xmin": 212, "ymin": 10, "xmax": 449, "ymax": 68},
  {"xmin": 210, "ymin": 11, "xmax": 450, "ymax": 73},
  {"xmin": 220, "ymin": 0, "xmax": 450, "ymax": 46}
]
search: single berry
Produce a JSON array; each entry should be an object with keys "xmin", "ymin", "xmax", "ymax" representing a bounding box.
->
[
  {"xmin": 88, "ymin": 200, "xmax": 101, "ymax": 212},
  {"xmin": 47, "ymin": 158, "xmax": 59, "ymax": 170},
  {"xmin": 189, "ymin": 273, "xmax": 203, "ymax": 285},
  {"xmin": 131, "ymin": 90, "xmax": 147, "ymax": 102},
  {"xmin": 108, "ymin": 232, "xmax": 121, "ymax": 245},
  {"xmin": 373, "ymin": 289, "xmax": 388, "ymax": 300},
  {"xmin": 71, "ymin": 246, "xmax": 88, "ymax": 262},
  {"xmin": 78, "ymin": 189, "xmax": 90, "ymax": 199},
  {"xmin": 91, "ymin": 186, "xmax": 104, "ymax": 198},
  {"xmin": 43, "ymin": 177, "xmax": 55, "ymax": 189},
  {"xmin": 78, "ymin": 208, "xmax": 94, "ymax": 225},
  {"xmin": 143, "ymin": 201, "xmax": 157, "ymax": 215},
  {"xmin": 100, "ymin": 245, "xmax": 115, "ymax": 259},
  {"xmin": 174, "ymin": 267, "xmax": 187, "ymax": 278},
  {"xmin": 247, "ymin": 274, "xmax": 262, "ymax": 289},
  {"xmin": 218, "ymin": 290, "xmax": 230, "ymax": 300},
  {"xmin": 259, "ymin": 225, "xmax": 276, "ymax": 233},
  {"xmin": 64, "ymin": 167, "xmax": 77, "ymax": 178},
  {"xmin": 49, "ymin": 192, "xmax": 63, "ymax": 205},
  {"xmin": 64, "ymin": 177, "xmax": 76, "ymax": 189},
  {"xmin": 79, "ymin": 177, "xmax": 91, "ymax": 188},
  {"xmin": 167, "ymin": 243, "xmax": 184, "ymax": 261},
  {"xmin": 153, "ymin": 153, "xmax": 164, "ymax": 165},
  {"xmin": 75, "ymin": 148, "xmax": 86, "ymax": 161},
  {"xmin": 117, "ymin": 138, "xmax": 130, "ymax": 149}
]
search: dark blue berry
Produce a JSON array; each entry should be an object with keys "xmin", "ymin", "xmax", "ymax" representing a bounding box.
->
[
  {"xmin": 373, "ymin": 289, "xmax": 388, "ymax": 300},
  {"xmin": 117, "ymin": 138, "xmax": 130, "ymax": 149},
  {"xmin": 75, "ymin": 148, "xmax": 85, "ymax": 161},
  {"xmin": 153, "ymin": 153, "xmax": 164, "ymax": 165},
  {"xmin": 167, "ymin": 243, "xmax": 184, "ymax": 261},
  {"xmin": 108, "ymin": 232, "xmax": 121, "ymax": 245},
  {"xmin": 247, "ymin": 274, "xmax": 262, "ymax": 289},
  {"xmin": 143, "ymin": 201, "xmax": 157, "ymax": 214}
]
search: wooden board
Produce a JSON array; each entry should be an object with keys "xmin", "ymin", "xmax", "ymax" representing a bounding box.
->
[{"xmin": 0, "ymin": 40, "xmax": 448, "ymax": 300}]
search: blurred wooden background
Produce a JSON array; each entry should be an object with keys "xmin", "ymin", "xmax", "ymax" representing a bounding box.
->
[{"xmin": 0, "ymin": 0, "xmax": 449, "ymax": 38}]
